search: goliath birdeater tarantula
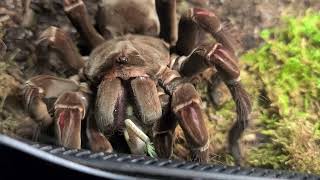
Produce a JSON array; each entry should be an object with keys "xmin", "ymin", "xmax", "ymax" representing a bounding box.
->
[{"xmin": 23, "ymin": 0, "xmax": 251, "ymax": 164}]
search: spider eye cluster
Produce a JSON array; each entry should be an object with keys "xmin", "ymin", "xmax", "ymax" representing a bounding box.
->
[{"xmin": 117, "ymin": 55, "xmax": 128, "ymax": 64}]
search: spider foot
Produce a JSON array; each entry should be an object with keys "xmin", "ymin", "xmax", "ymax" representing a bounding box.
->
[
  {"xmin": 206, "ymin": 43, "xmax": 240, "ymax": 82},
  {"xmin": 23, "ymin": 75, "xmax": 83, "ymax": 144},
  {"xmin": 153, "ymin": 130, "xmax": 174, "ymax": 158},
  {"xmin": 172, "ymin": 83, "xmax": 209, "ymax": 163},
  {"xmin": 37, "ymin": 26, "xmax": 66, "ymax": 46},
  {"xmin": 86, "ymin": 116, "xmax": 113, "ymax": 153},
  {"xmin": 87, "ymin": 128, "xmax": 113, "ymax": 153},
  {"xmin": 64, "ymin": 0, "xmax": 84, "ymax": 12},
  {"xmin": 15, "ymin": 119, "xmax": 42, "ymax": 141},
  {"xmin": 190, "ymin": 8, "xmax": 221, "ymax": 34},
  {"xmin": 153, "ymin": 88, "xmax": 175, "ymax": 158},
  {"xmin": 37, "ymin": 26, "xmax": 84, "ymax": 70},
  {"xmin": 189, "ymin": 7, "xmax": 236, "ymax": 53},
  {"xmin": 206, "ymin": 44, "xmax": 251, "ymax": 165},
  {"xmin": 63, "ymin": 0, "xmax": 104, "ymax": 47},
  {"xmin": 23, "ymin": 81, "xmax": 52, "ymax": 127},
  {"xmin": 54, "ymin": 91, "xmax": 89, "ymax": 149},
  {"xmin": 190, "ymin": 142, "xmax": 209, "ymax": 162},
  {"xmin": 153, "ymin": 115, "xmax": 176, "ymax": 158}
]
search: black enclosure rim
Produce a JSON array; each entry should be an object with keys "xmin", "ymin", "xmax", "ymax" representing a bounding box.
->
[
  {"xmin": 0, "ymin": 135, "xmax": 319, "ymax": 180},
  {"xmin": 0, "ymin": 135, "xmax": 138, "ymax": 179}
]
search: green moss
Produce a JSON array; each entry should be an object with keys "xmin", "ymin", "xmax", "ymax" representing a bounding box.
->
[{"xmin": 242, "ymin": 10, "xmax": 320, "ymax": 173}]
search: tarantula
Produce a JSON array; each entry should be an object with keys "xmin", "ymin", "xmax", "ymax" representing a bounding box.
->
[{"xmin": 22, "ymin": 0, "xmax": 251, "ymax": 163}]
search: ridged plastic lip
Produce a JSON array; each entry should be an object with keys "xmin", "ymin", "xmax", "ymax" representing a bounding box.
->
[{"xmin": 0, "ymin": 134, "xmax": 318, "ymax": 180}]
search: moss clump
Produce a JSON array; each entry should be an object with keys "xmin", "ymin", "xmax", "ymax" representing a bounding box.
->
[{"xmin": 242, "ymin": 10, "xmax": 320, "ymax": 173}]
